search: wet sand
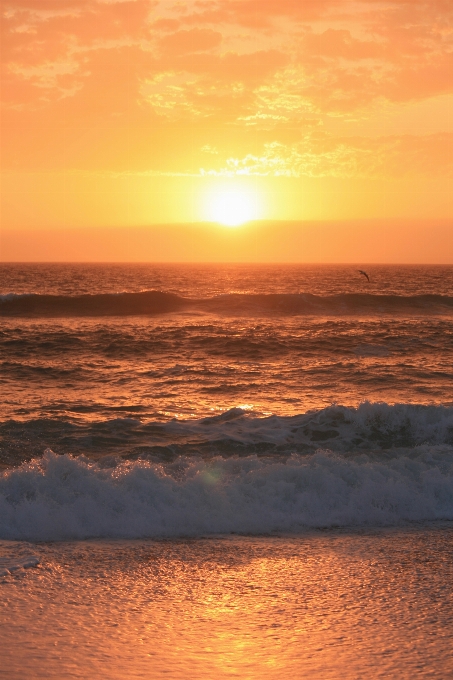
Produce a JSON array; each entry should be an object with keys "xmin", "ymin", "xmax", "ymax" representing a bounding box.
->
[{"xmin": 2, "ymin": 526, "xmax": 453, "ymax": 679}]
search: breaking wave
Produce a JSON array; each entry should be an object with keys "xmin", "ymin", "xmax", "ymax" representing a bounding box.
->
[
  {"xmin": 3, "ymin": 402, "xmax": 453, "ymax": 460},
  {"xmin": 1, "ymin": 403, "xmax": 453, "ymax": 541},
  {"xmin": 1, "ymin": 291, "xmax": 453, "ymax": 317},
  {"xmin": 1, "ymin": 448, "xmax": 453, "ymax": 541}
]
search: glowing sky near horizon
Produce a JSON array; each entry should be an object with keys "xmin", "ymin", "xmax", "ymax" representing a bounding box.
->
[{"xmin": 1, "ymin": 0, "xmax": 452, "ymax": 255}]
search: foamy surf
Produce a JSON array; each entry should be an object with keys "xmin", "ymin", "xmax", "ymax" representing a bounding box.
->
[
  {"xmin": 1, "ymin": 446, "xmax": 453, "ymax": 541},
  {"xmin": 0, "ymin": 542, "xmax": 40, "ymax": 576}
]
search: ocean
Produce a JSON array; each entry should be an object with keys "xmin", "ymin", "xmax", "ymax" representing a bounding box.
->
[{"xmin": 1, "ymin": 263, "xmax": 453, "ymax": 678}]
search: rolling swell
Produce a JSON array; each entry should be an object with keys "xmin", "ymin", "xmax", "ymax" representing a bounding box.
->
[
  {"xmin": 0, "ymin": 291, "xmax": 187, "ymax": 317},
  {"xmin": 1, "ymin": 291, "xmax": 453, "ymax": 317}
]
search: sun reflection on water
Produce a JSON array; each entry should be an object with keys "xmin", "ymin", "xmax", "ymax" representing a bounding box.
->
[{"xmin": 3, "ymin": 533, "xmax": 453, "ymax": 678}]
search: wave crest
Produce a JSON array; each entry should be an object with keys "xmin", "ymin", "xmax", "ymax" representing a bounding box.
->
[
  {"xmin": 1, "ymin": 291, "xmax": 453, "ymax": 317},
  {"xmin": 1, "ymin": 446, "xmax": 453, "ymax": 541}
]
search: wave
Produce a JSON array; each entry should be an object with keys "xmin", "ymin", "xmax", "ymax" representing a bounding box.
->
[
  {"xmin": 1, "ymin": 403, "xmax": 453, "ymax": 540},
  {"xmin": 1, "ymin": 446, "xmax": 453, "ymax": 541},
  {"xmin": 3, "ymin": 403, "xmax": 453, "ymax": 463},
  {"xmin": 1, "ymin": 291, "xmax": 453, "ymax": 317},
  {"xmin": 0, "ymin": 291, "xmax": 186, "ymax": 317},
  {"xmin": 3, "ymin": 402, "xmax": 453, "ymax": 459}
]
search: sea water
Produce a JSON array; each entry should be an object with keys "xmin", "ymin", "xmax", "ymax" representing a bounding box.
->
[{"xmin": 1, "ymin": 263, "xmax": 453, "ymax": 678}]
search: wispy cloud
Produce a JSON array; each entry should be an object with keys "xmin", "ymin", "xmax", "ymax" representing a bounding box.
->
[
  {"xmin": 201, "ymin": 133, "xmax": 453, "ymax": 178},
  {"xmin": 1, "ymin": 0, "xmax": 452, "ymax": 174}
]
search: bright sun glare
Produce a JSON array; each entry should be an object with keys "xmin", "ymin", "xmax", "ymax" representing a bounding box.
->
[{"xmin": 204, "ymin": 185, "xmax": 261, "ymax": 226}]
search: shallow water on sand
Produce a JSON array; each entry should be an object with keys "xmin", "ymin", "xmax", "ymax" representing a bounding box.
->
[{"xmin": 2, "ymin": 528, "xmax": 453, "ymax": 679}]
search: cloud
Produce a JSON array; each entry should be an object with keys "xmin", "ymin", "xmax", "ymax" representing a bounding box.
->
[
  {"xmin": 160, "ymin": 28, "xmax": 222, "ymax": 54},
  {"xmin": 180, "ymin": 0, "xmax": 339, "ymax": 28},
  {"xmin": 2, "ymin": 0, "xmax": 452, "ymax": 114},
  {"xmin": 203, "ymin": 133, "xmax": 453, "ymax": 178},
  {"xmin": 1, "ymin": 0, "xmax": 452, "ymax": 174}
]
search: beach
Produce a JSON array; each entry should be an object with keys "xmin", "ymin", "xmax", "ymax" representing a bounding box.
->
[
  {"xmin": 1, "ymin": 263, "xmax": 453, "ymax": 678},
  {"xmin": 2, "ymin": 529, "xmax": 453, "ymax": 679}
]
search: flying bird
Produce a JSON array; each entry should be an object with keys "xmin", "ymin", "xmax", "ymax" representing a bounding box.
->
[{"xmin": 358, "ymin": 270, "xmax": 370, "ymax": 282}]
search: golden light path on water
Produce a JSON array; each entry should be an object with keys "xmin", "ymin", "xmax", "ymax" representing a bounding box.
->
[{"xmin": 2, "ymin": 529, "xmax": 453, "ymax": 679}]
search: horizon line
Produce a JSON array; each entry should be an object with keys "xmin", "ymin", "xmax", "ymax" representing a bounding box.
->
[{"xmin": 1, "ymin": 261, "xmax": 452, "ymax": 266}]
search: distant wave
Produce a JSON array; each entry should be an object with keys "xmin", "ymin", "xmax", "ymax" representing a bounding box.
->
[
  {"xmin": 0, "ymin": 291, "xmax": 186, "ymax": 317},
  {"xmin": 1, "ymin": 403, "xmax": 453, "ymax": 540},
  {"xmin": 1, "ymin": 291, "xmax": 453, "ymax": 317}
]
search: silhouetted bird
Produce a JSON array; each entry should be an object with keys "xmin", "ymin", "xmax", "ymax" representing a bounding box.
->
[{"xmin": 358, "ymin": 270, "xmax": 370, "ymax": 282}]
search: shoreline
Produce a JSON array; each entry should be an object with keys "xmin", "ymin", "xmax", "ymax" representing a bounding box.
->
[{"xmin": 2, "ymin": 528, "xmax": 453, "ymax": 679}]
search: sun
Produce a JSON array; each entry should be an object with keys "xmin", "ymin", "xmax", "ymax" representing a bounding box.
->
[{"xmin": 203, "ymin": 184, "xmax": 261, "ymax": 226}]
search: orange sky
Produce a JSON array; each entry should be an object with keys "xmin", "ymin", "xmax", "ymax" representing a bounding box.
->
[{"xmin": 1, "ymin": 0, "xmax": 452, "ymax": 261}]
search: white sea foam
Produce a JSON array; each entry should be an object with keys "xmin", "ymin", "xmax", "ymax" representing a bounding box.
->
[
  {"xmin": 1, "ymin": 447, "xmax": 453, "ymax": 541},
  {"xmin": 0, "ymin": 542, "xmax": 40, "ymax": 576},
  {"xmin": 159, "ymin": 403, "xmax": 453, "ymax": 449}
]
